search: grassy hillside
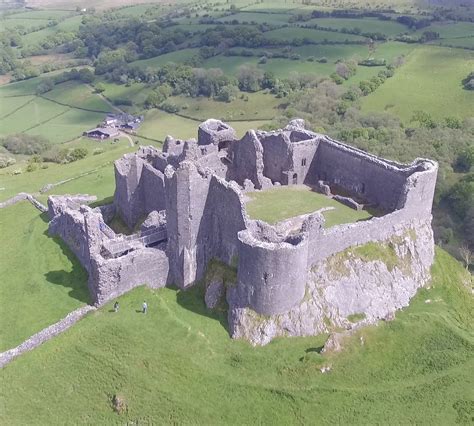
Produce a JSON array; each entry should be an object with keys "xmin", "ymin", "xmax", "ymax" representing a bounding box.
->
[
  {"xmin": 0, "ymin": 248, "xmax": 472, "ymax": 423},
  {"xmin": 361, "ymin": 46, "xmax": 474, "ymax": 122},
  {"xmin": 0, "ymin": 202, "xmax": 89, "ymax": 351}
]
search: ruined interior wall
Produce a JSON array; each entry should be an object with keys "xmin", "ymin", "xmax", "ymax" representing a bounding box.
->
[
  {"xmin": 142, "ymin": 163, "xmax": 166, "ymax": 216},
  {"xmin": 309, "ymin": 140, "xmax": 409, "ymax": 211},
  {"xmin": 165, "ymin": 162, "xmax": 212, "ymax": 288},
  {"xmin": 259, "ymin": 133, "xmax": 291, "ymax": 184},
  {"xmin": 202, "ymin": 176, "xmax": 248, "ymax": 265},
  {"xmin": 291, "ymin": 139, "xmax": 320, "ymax": 184},
  {"xmin": 89, "ymin": 245, "xmax": 169, "ymax": 305},
  {"xmin": 228, "ymin": 131, "xmax": 265, "ymax": 188},
  {"xmin": 48, "ymin": 206, "xmax": 92, "ymax": 272},
  {"xmin": 113, "ymin": 155, "xmax": 145, "ymax": 229}
]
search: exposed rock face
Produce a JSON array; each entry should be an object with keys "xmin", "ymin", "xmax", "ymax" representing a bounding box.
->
[
  {"xmin": 205, "ymin": 281, "xmax": 225, "ymax": 309},
  {"xmin": 228, "ymin": 220, "xmax": 434, "ymax": 346}
]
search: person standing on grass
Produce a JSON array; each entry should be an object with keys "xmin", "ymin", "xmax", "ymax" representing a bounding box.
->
[
  {"xmin": 142, "ymin": 301, "xmax": 148, "ymax": 314},
  {"xmin": 114, "ymin": 301, "xmax": 119, "ymax": 313}
]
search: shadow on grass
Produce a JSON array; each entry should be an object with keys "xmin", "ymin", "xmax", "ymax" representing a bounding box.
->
[
  {"xmin": 42, "ymin": 231, "xmax": 91, "ymax": 305},
  {"xmin": 90, "ymin": 196, "xmax": 114, "ymax": 208},
  {"xmin": 305, "ymin": 346, "xmax": 324, "ymax": 354},
  {"xmin": 175, "ymin": 284, "xmax": 229, "ymax": 333}
]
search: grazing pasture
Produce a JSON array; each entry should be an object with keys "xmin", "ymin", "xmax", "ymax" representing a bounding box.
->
[
  {"xmin": 0, "ymin": 247, "xmax": 471, "ymax": 424},
  {"xmin": 361, "ymin": 46, "xmax": 474, "ymax": 121},
  {"xmin": 217, "ymin": 11, "xmax": 293, "ymax": 25},
  {"xmin": 0, "ymin": 142, "xmax": 134, "ymax": 202},
  {"xmin": 263, "ymin": 27, "xmax": 367, "ymax": 43},
  {"xmin": 0, "ymin": 202, "xmax": 88, "ymax": 352},
  {"xmin": 132, "ymin": 48, "xmax": 200, "ymax": 69},
  {"xmin": 305, "ymin": 17, "xmax": 409, "ymax": 36},
  {"xmin": 169, "ymin": 93, "xmax": 282, "ymax": 121}
]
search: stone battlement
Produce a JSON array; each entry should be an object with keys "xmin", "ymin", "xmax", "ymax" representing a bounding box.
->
[{"xmin": 47, "ymin": 119, "xmax": 438, "ymax": 345}]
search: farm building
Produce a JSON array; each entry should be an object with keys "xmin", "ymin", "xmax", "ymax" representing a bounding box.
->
[
  {"xmin": 103, "ymin": 113, "xmax": 143, "ymax": 131},
  {"xmin": 84, "ymin": 127, "xmax": 119, "ymax": 140}
]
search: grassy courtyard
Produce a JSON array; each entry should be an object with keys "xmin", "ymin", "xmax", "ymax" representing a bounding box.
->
[
  {"xmin": 0, "ymin": 248, "xmax": 472, "ymax": 423},
  {"xmin": 245, "ymin": 186, "xmax": 372, "ymax": 227}
]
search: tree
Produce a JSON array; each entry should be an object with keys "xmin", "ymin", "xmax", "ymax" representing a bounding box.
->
[
  {"xmin": 411, "ymin": 110, "xmax": 436, "ymax": 129},
  {"xmin": 94, "ymin": 83, "xmax": 105, "ymax": 93},
  {"xmin": 236, "ymin": 64, "xmax": 264, "ymax": 92}
]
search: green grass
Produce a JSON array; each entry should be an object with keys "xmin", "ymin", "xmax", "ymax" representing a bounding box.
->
[
  {"xmin": 42, "ymin": 81, "xmax": 112, "ymax": 112},
  {"xmin": 413, "ymin": 21, "xmax": 474, "ymax": 40},
  {"xmin": 245, "ymin": 186, "xmax": 372, "ymax": 227},
  {"xmin": 264, "ymin": 27, "xmax": 367, "ymax": 43},
  {"xmin": 436, "ymin": 37, "xmax": 474, "ymax": 49},
  {"xmin": 25, "ymin": 108, "xmax": 106, "ymax": 144},
  {"xmin": 139, "ymin": 109, "xmax": 271, "ymax": 142},
  {"xmin": 361, "ymin": 46, "xmax": 474, "ymax": 122},
  {"xmin": 132, "ymin": 48, "xmax": 200, "ymax": 69},
  {"xmin": 4, "ymin": 10, "xmax": 75, "ymax": 20},
  {"xmin": 0, "ymin": 142, "xmax": 135, "ymax": 202},
  {"xmin": 170, "ymin": 92, "xmax": 281, "ymax": 121},
  {"xmin": 306, "ymin": 17, "xmax": 408, "ymax": 36},
  {"xmin": 0, "ymin": 96, "xmax": 68, "ymax": 136},
  {"xmin": 1, "ymin": 18, "xmax": 53, "ymax": 30},
  {"xmin": 217, "ymin": 11, "xmax": 293, "ymax": 25},
  {"xmin": 0, "ymin": 95, "xmax": 34, "ymax": 118},
  {"xmin": 0, "ymin": 247, "xmax": 472, "ymax": 423},
  {"xmin": 0, "ymin": 202, "xmax": 89, "ymax": 351}
]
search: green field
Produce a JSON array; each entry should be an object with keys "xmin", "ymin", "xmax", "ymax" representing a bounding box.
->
[
  {"xmin": 0, "ymin": 142, "xmax": 135, "ymax": 202},
  {"xmin": 306, "ymin": 17, "xmax": 409, "ymax": 36},
  {"xmin": 132, "ymin": 48, "xmax": 200, "ymax": 69},
  {"xmin": 1, "ymin": 17, "xmax": 52, "ymax": 30},
  {"xmin": 264, "ymin": 27, "xmax": 367, "ymax": 43},
  {"xmin": 139, "ymin": 109, "xmax": 270, "ymax": 142},
  {"xmin": 0, "ymin": 96, "xmax": 67, "ymax": 135},
  {"xmin": 413, "ymin": 21, "xmax": 474, "ymax": 40},
  {"xmin": 170, "ymin": 92, "xmax": 282, "ymax": 121},
  {"xmin": 0, "ymin": 202, "xmax": 89, "ymax": 351},
  {"xmin": 217, "ymin": 11, "xmax": 293, "ymax": 25},
  {"xmin": 361, "ymin": 46, "xmax": 474, "ymax": 122},
  {"xmin": 42, "ymin": 81, "xmax": 112, "ymax": 112},
  {"xmin": 246, "ymin": 186, "xmax": 372, "ymax": 227},
  {"xmin": 0, "ymin": 247, "xmax": 472, "ymax": 423}
]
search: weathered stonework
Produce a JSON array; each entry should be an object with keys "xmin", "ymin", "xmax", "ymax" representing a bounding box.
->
[{"xmin": 47, "ymin": 118, "xmax": 438, "ymax": 345}]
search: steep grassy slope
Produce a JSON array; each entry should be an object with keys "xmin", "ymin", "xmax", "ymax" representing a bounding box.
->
[
  {"xmin": 0, "ymin": 202, "xmax": 89, "ymax": 351},
  {"xmin": 0, "ymin": 248, "xmax": 472, "ymax": 423}
]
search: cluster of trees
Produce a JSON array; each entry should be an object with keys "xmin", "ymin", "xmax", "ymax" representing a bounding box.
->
[
  {"xmin": 331, "ymin": 60, "xmax": 357, "ymax": 84},
  {"xmin": 1, "ymin": 134, "xmax": 50, "ymax": 155},
  {"xmin": 35, "ymin": 67, "xmax": 95, "ymax": 94}
]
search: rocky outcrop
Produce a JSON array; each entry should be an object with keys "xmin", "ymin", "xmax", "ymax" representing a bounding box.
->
[{"xmin": 228, "ymin": 220, "xmax": 434, "ymax": 346}]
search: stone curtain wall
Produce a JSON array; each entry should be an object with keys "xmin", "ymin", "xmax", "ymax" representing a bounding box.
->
[{"xmin": 89, "ymin": 245, "xmax": 169, "ymax": 305}]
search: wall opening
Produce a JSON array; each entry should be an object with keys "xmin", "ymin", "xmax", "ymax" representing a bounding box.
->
[
  {"xmin": 292, "ymin": 173, "xmax": 298, "ymax": 184},
  {"xmin": 301, "ymin": 158, "xmax": 307, "ymax": 167}
]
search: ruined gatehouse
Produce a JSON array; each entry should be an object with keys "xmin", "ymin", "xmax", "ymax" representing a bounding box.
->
[{"xmin": 48, "ymin": 119, "xmax": 438, "ymax": 345}]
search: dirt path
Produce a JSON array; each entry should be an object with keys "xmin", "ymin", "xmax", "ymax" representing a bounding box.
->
[{"xmin": 119, "ymin": 131, "xmax": 135, "ymax": 147}]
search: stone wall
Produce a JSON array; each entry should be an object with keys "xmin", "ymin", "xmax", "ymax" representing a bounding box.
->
[
  {"xmin": 89, "ymin": 245, "xmax": 169, "ymax": 305},
  {"xmin": 236, "ymin": 226, "xmax": 308, "ymax": 315}
]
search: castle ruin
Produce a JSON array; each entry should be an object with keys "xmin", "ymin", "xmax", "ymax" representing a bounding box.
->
[{"xmin": 48, "ymin": 119, "xmax": 438, "ymax": 345}]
